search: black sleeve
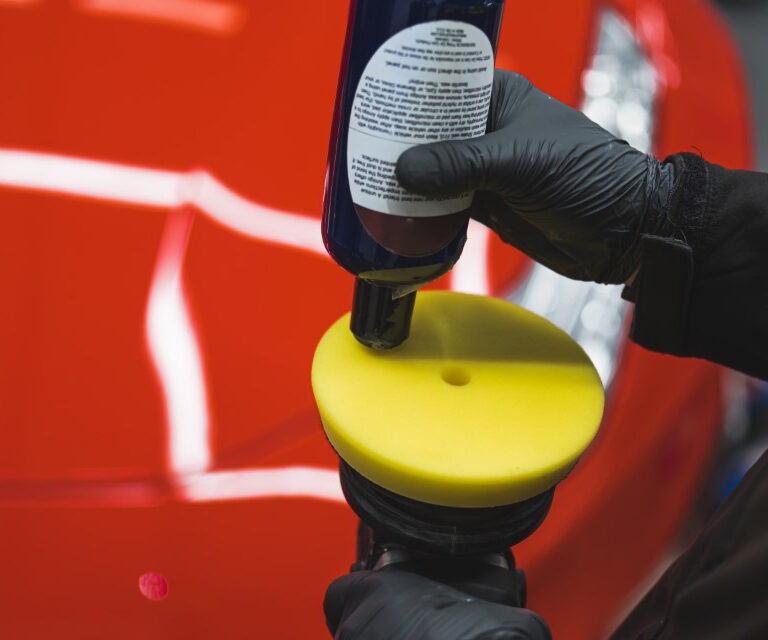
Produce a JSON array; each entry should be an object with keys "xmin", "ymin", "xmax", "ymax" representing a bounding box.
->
[
  {"xmin": 610, "ymin": 446, "xmax": 768, "ymax": 640},
  {"xmin": 624, "ymin": 152, "xmax": 768, "ymax": 380}
]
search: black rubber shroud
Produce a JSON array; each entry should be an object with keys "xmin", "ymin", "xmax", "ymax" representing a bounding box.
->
[{"xmin": 339, "ymin": 461, "xmax": 555, "ymax": 556}]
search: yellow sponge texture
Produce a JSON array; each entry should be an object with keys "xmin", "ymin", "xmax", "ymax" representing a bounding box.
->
[{"xmin": 312, "ymin": 291, "xmax": 604, "ymax": 508}]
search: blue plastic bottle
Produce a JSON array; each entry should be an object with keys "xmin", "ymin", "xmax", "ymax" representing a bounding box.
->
[{"xmin": 323, "ymin": 0, "xmax": 505, "ymax": 349}]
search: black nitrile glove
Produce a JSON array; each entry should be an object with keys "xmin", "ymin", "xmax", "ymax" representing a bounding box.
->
[
  {"xmin": 396, "ymin": 69, "xmax": 678, "ymax": 284},
  {"xmin": 324, "ymin": 570, "xmax": 551, "ymax": 640}
]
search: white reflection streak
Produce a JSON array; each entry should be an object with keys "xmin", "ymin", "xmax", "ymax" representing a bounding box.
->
[
  {"xmin": 449, "ymin": 219, "xmax": 490, "ymax": 295},
  {"xmin": 74, "ymin": 0, "xmax": 245, "ymax": 36},
  {"xmin": 0, "ymin": 149, "xmax": 499, "ymax": 265},
  {"xmin": 0, "ymin": 150, "xmax": 180, "ymax": 206},
  {"xmin": 180, "ymin": 467, "xmax": 345, "ymax": 503},
  {"xmin": 0, "ymin": 150, "xmax": 344, "ymax": 502},
  {"xmin": 0, "ymin": 150, "xmax": 325, "ymax": 257},
  {"xmin": 146, "ymin": 209, "xmax": 344, "ymax": 501},
  {"xmin": 147, "ymin": 209, "xmax": 211, "ymax": 474},
  {"xmin": 192, "ymin": 172, "xmax": 327, "ymax": 256}
]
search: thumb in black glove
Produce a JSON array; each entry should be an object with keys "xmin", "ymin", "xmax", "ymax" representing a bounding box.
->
[
  {"xmin": 396, "ymin": 69, "xmax": 678, "ymax": 285},
  {"xmin": 324, "ymin": 570, "xmax": 551, "ymax": 640}
]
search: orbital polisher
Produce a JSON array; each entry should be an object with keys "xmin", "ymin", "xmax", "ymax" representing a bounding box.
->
[{"xmin": 312, "ymin": 292, "xmax": 604, "ymax": 607}]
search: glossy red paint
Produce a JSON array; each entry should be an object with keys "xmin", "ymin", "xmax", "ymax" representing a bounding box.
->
[{"xmin": 0, "ymin": 1, "xmax": 751, "ymax": 639}]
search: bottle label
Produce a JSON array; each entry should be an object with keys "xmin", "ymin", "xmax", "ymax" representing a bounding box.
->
[{"xmin": 347, "ymin": 20, "xmax": 494, "ymax": 218}]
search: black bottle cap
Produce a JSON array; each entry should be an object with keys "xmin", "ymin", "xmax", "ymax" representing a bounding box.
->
[{"xmin": 350, "ymin": 278, "xmax": 416, "ymax": 350}]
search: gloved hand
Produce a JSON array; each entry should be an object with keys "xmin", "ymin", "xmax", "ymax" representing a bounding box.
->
[
  {"xmin": 396, "ymin": 69, "xmax": 678, "ymax": 284},
  {"xmin": 324, "ymin": 569, "xmax": 551, "ymax": 640}
]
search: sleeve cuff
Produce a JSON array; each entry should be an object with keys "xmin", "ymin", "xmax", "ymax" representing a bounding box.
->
[
  {"xmin": 623, "ymin": 235, "xmax": 693, "ymax": 356},
  {"xmin": 623, "ymin": 152, "xmax": 709, "ymax": 357}
]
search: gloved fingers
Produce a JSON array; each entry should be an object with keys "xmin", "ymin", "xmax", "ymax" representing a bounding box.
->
[
  {"xmin": 324, "ymin": 569, "xmax": 553, "ymax": 640},
  {"xmin": 394, "ymin": 70, "xmax": 562, "ymax": 200},
  {"xmin": 393, "ymin": 69, "xmax": 533, "ymax": 198},
  {"xmin": 487, "ymin": 68, "xmax": 536, "ymax": 130},
  {"xmin": 528, "ymin": 611, "xmax": 553, "ymax": 640},
  {"xmin": 323, "ymin": 571, "xmax": 371, "ymax": 636},
  {"xmin": 491, "ymin": 610, "xmax": 553, "ymax": 640},
  {"xmin": 396, "ymin": 133, "xmax": 503, "ymax": 198}
]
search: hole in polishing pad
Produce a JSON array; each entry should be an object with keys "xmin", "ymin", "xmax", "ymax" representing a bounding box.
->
[{"xmin": 441, "ymin": 366, "xmax": 470, "ymax": 386}]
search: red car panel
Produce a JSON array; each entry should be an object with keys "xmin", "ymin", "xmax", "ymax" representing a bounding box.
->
[{"xmin": 0, "ymin": 0, "xmax": 752, "ymax": 638}]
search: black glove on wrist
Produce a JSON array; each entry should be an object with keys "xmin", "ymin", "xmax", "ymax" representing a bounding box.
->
[
  {"xmin": 396, "ymin": 69, "xmax": 678, "ymax": 285},
  {"xmin": 324, "ymin": 570, "xmax": 551, "ymax": 640}
]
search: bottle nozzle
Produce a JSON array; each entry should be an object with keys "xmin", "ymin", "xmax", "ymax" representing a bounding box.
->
[{"xmin": 350, "ymin": 278, "xmax": 416, "ymax": 350}]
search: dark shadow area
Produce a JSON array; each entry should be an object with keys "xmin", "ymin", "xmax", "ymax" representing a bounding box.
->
[{"xmin": 362, "ymin": 292, "xmax": 591, "ymax": 367}]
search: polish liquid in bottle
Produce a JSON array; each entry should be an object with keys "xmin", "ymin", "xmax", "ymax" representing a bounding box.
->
[{"xmin": 323, "ymin": 0, "xmax": 505, "ymax": 349}]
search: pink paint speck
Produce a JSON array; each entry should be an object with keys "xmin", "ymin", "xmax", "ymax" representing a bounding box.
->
[{"xmin": 139, "ymin": 572, "xmax": 169, "ymax": 601}]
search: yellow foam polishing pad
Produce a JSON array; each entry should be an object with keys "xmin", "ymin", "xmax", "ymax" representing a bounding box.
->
[{"xmin": 312, "ymin": 291, "xmax": 604, "ymax": 508}]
